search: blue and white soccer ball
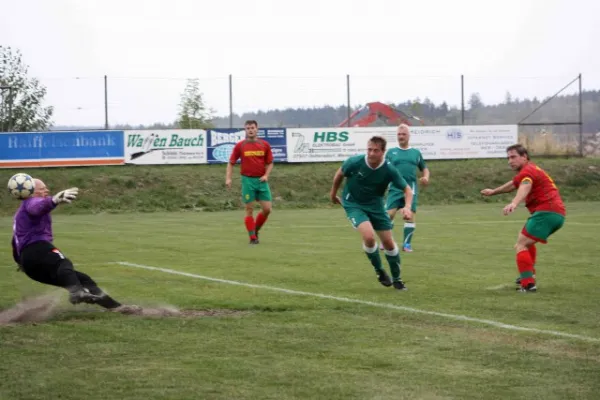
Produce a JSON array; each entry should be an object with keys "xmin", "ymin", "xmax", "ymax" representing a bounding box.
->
[{"xmin": 7, "ymin": 173, "xmax": 35, "ymax": 200}]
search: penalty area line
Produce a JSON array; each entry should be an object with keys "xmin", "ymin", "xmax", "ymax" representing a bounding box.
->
[{"xmin": 114, "ymin": 261, "xmax": 599, "ymax": 343}]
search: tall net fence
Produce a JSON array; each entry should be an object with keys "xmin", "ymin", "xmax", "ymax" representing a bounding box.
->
[{"xmin": 30, "ymin": 73, "xmax": 600, "ymax": 156}]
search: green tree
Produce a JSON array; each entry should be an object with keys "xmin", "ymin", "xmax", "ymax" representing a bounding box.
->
[
  {"xmin": 0, "ymin": 46, "xmax": 53, "ymax": 132},
  {"xmin": 469, "ymin": 92, "xmax": 484, "ymax": 110},
  {"xmin": 177, "ymin": 78, "xmax": 213, "ymax": 129}
]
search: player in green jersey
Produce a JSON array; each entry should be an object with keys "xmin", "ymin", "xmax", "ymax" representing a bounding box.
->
[
  {"xmin": 330, "ymin": 136, "xmax": 414, "ymax": 290},
  {"xmin": 383, "ymin": 124, "xmax": 430, "ymax": 252}
]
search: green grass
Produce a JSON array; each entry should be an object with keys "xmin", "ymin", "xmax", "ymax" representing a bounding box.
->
[
  {"xmin": 1, "ymin": 202, "xmax": 599, "ymax": 399},
  {"xmin": 1, "ymin": 157, "xmax": 600, "ymax": 215}
]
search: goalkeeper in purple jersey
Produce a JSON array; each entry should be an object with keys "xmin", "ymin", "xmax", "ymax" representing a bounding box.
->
[{"xmin": 11, "ymin": 178, "xmax": 121, "ymax": 309}]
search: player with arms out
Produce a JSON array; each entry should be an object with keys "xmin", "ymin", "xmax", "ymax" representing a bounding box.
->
[
  {"xmin": 11, "ymin": 178, "xmax": 122, "ymax": 308},
  {"xmin": 383, "ymin": 123, "xmax": 430, "ymax": 252},
  {"xmin": 226, "ymin": 120, "xmax": 274, "ymax": 244},
  {"xmin": 481, "ymin": 144, "xmax": 566, "ymax": 292},
  {"xmin": 330, "ymin": 136, "xmax": 414, "ymax": 290}
]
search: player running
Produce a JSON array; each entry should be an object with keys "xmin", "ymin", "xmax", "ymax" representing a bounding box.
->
[
  {"xmin": 480, "ymin": 144, "xmax": 566, "ymax": 292},
  {"xmin": 330, "ymin": 136, "xmax": 414, "ymax": 290},
  {"xmin": 225, "ymin": 120, "xmax": 274, "ymax": 244},
  {"xmin": 383, "ymin": 123, "xmax": 430, "ymax": 252},
  {"xmin": 11, "ymin": 178, "xmax": 122, "ymax": 308}
]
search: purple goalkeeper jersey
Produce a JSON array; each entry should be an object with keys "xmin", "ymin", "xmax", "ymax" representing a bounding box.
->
[{"xmin": 12, "ymin": 196, "xmax": 57, "ymax": 259}]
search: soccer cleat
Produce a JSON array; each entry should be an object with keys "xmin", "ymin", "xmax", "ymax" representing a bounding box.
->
[
  {"xmin": 376, "ymin": 270, "xmax": 392, "ymax": 287},
  {"xmin": 517, "ymin": 283, "xmax": 537, "ymax": 293},
  {"xmin": 402, "ymin": 244, "xmax": 413, "ymax": 252},
  {"xmin": 249, "ymin": 238, "xmax": 260, "ymax": 245},
  {"xmin": 393, "ymin": 280, "xmax": 408, "ymax": 291},
  {"xmin": 69, "ymin": 288, "xmax": 102, "ymax": 305},
  {"xmin": 515, "ymin": 275, "xmax": 536, "ymax": 285}
]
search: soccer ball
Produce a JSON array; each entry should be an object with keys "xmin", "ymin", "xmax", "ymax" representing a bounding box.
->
[{"xmin": 7, "ymin": 173, "xmax": 35, "ymax": 200}]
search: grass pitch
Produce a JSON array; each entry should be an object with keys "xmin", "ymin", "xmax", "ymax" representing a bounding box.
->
[{"xmin": 1, "ymin": 202, "xmax": 599, "ymax": 399}]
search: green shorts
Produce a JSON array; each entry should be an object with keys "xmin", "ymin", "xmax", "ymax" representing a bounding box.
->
[
  {"xmin": 386, "ymin": 190, "xmax": 417, "ymax": 213},
  {"xmin": 241, "ymin": 175, "xmax": 272, "ymax": 204},
  {"xmin": 343, "ymin": 202, "xmax": 393, "ymax": 231},
  {"xmin": 522, "ymin": 211, "xmax": 565, "ymax": 244}
]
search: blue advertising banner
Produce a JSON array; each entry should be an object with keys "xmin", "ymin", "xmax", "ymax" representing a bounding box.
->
[
  {"xmin": 0, "ymin": 130, "xmax": 125, "ymax": 168},
  {"xmin": 206, "ymin": 128, "xmax": 287, "ymax": 163}
]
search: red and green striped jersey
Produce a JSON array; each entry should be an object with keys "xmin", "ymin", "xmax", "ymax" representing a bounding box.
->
[{"xmin": 512, "ymin": 162, "xmax": 566, "ymax": 216}]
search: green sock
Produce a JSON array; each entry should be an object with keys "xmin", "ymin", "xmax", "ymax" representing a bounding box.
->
[
  {"xmin": 363, "ymin": 243, "xmax": 383, "ymax": 273},
  {"xmin": 384, "ymin": 247, "xmax": 401, "ymax": 281},
  {"xmin": 403, "ymin": 222, "xmax": 415, "ymax": 246}
]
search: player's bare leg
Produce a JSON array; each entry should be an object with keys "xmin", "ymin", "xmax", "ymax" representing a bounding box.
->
[
  {"xmin": 357, "ymin": 221, "xmax": 391, "ymax": 287},
  {"xmin": 244, "ymin": 202, "xmax": 259, "ymax": 244},
  {"xmin": 377, "ymin": 230, "xmax": 407, "ymax": 290},
  {"xmin": 255, "ymin": 200, "xmax": 272, "ymax": 240},
  {"xmin": 381, "ymin": 208, "xmax": 414, "ymax": 252},
  {"xmin": 514, "ymin": 233, "xmax": 538, "ymax": 292},
  {"xmin": 380, "ymin": 208, "xmax": 398, "ymax": 250}
]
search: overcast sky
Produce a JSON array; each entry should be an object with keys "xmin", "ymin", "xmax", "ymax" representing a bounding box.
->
[{"xmin": 2, "ymin": 0, "xmax": 599, "ymax": 126}]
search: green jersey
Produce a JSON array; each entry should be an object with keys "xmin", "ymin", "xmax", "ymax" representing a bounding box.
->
[
  {"xmin": 385, "ymin": 147, "xmax": 426, "ymax": 193},
  {"xmin": 341, "ymin": 154, "xmax": 408, "ymax": 207}
]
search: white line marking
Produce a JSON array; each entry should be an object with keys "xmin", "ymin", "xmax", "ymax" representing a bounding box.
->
[
  {"xmin": 115, "ymin": 261, "xmax": 599, "ymax": 343},
  {"xmin": 281, "ymin": 221, "xmax": 597, "ymax": 229}
]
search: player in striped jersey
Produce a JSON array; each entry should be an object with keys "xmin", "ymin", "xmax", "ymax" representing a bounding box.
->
[{"xmin": 481, "ymin": 144, "xmax": 566, "ymax": 292}]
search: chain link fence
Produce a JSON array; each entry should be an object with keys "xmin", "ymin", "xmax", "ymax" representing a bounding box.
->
[{"xmin": 26, "ymin": 74, "xmax": 599, "ymax": 156}]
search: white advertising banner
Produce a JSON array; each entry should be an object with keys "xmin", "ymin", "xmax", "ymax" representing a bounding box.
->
[
  {"xmin": 124, "ymin": 129, "xmax": 207, "ymax": 164},
  {"xmin": 286, "ymin": 125, "xmax": 518, "ymax": 162}
]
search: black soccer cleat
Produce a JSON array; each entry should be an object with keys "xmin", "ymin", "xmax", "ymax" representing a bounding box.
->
[
  {"xmin": 515, "ymin": 275, "xmax": 536, "ymax": 286},
  {"xmin": 517, "ymin": 283, "xmax": 537, "ymax": 293},
  {"xmin": 69, "ymin": 288, "xmax": 102, "ymax": 305},
  {"xmin": 377, "ymin": 270, "xmax": 392, "ymax": 287},
  {"xmin": 249, "ymin": 238, "xmax": 260, "ymax": 245},
  {"xmin": 393, "ymin": 280, "xmax": 408, "ymax": 291}
]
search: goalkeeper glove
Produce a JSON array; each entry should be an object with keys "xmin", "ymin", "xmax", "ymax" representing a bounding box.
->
[{"xmin": 52, "ymin": 187, "xmax": 79, "ymax": 205}]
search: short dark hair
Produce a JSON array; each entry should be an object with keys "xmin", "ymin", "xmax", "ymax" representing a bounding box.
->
[
  {"xmin": 506, "ymin": 144, "xmax": 529, "ymax": 160},
  {"xmin": 244, "ymin": 120, "xmax": 258, "ymax": 127},
  {"xmin": 368, "ymin": 136, "xmax": 387, "ymax": 152}
]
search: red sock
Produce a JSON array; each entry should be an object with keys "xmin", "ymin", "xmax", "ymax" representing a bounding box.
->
[
  {"xmin": 528, "ymin": 244, "xmax": 537, "ymax": 275},
  {"xmin": 244, "ymin": 216, "xmax": 256, "ymax": 239},
  {"xmin": 255, "ymin": 212, "xmax": 268, "ymax": 232},
  {"xmin": 516, "ymin": 250, "xmax": 535, "ymax": 287}
]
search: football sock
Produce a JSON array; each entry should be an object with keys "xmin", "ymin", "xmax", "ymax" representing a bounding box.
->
[
  {"xmin": 56, "ymin": 259, "xmax": 83, "ymax": 289},
  {"xmin": 363, "ymin": 242, "xmax": 384, "ymax": 273},
  {"xmin": 384, "ymin": 245, "xmax": 402, "ymax": 281},
  {"xmin": 528, "ymin": 244, "xmax": 537, "ymax": 275},
  {"xmin": 403, "ymin": 223, "xmax": 415, "ymax": 247},
  {"xmin": 255, "ymin": 212, "xmax": 268, "ymax": 232},
  {"xmin": 516, "ymin": 249, "xmax": 535, "ymax": 287},
  {"xmin": 244, "ymin": 216, "xmax": 257, "ymax": 240}
]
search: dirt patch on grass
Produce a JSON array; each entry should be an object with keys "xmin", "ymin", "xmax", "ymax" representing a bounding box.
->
[
  {"xmin": 0, "ymin": 292, "xmax": 62, "ymax": 325},
  {"xmin": 111, "ymin": 304, "xmax": 252, "ymax": 318},
  {"xmin": 0, "ymin": 295, "xmax": 251, "ymax": 326}
]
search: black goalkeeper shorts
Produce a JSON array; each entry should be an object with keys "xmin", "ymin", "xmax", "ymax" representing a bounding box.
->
[{"xmin": 19, "ymin": 241, "xmax": 71, "ymax": 286}]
